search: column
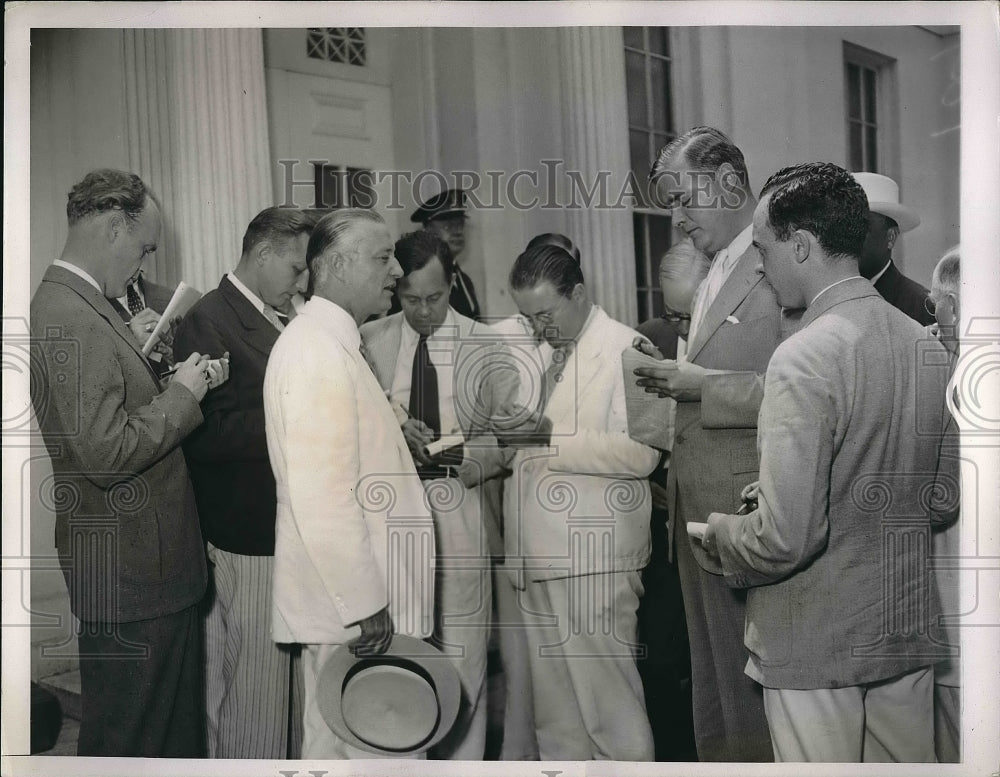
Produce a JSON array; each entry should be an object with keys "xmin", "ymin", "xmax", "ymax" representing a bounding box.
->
[
  {"xmin": 123, "ymin": 29, "xmax": 273, "ymax": 292},
  {"xmin": 558, "ymin": 28, "xmax": 638, "ymax": 326}
]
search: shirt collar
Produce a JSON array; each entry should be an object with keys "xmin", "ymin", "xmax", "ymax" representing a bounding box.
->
[
  {"xmin": 400, "ymin": 307, "xmax": 456, "ymax": 345},
  {"xmin": 869, "ymin": 260, "xmax": 892, "ymax": 286},
  {"xmin": 227, "ymin": 271, "xmax": 271, "ymax": 316},
  {"xmin": 53, "ymin": 259, "xmax": 102, "ymax": 293},
  {"xmin": 719, "ymin": 223, "xmax": 753, "ymax": 267}
]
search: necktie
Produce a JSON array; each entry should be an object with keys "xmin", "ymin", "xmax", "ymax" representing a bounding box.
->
[
  {"xmin": 409, "ymin": 335, "xmax": 440, "ymax": 437},
  {"xmin": 126, "ymin": 283, "xmax": 144, "ymax": 316},
  {"xmin": 262, "ymin": 306, "xmax": 285, "ymax": 332},
  {"xmin": 275, "ymin": 311, "xmax": 290, "ymax": 328},
  {"xmin": 538, "ymin": 343, "xmax": 572, "ymax": 412}
]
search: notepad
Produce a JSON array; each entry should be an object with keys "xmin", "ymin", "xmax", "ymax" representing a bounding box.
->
[
  {"xmin": 621, "ymin": 347, "xmax": 678, "ymax": 450},
  {"xmin": 141, "ymin": 281, "xmax": 202, "ymax": 355}
]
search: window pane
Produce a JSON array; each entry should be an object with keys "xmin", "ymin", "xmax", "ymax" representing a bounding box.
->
[
  {"xmin": 347, "ymin": 167, "xmax": 375, "ymax": 208},
  {"xmin": 650, "ymin": 57, "xmax": 669, "ymax": 132},
  {"xmin": 623, "ymin": 26, "xmax": 644, "ymax": 50},
  {"xmin": 626, "ymin": 51, "xmax": 648, "ymax": 129},
  {"xmin": 315, "ymin": 164, "xmax": 343, "ymax": 208},
  {"xmin": 648, "ymin": 214, "xmax": 674, "ymax": 267},
  {"xmin": 630, "ymin": 129, "xmax": 652, "ymax": 186},
  {"xmin": 848, "ymin": 122, "xmax": 863, "ymax": 171},
  {"xmin": 846, "ymin": 63, "xmax": 861, "ymax": 119},
  {"xmin": 866, "ymin": 125, "xmax": 878, "ymax": 172},
  {"xmin": 648, "ymin": 27, "xmax": 669, "ymax": 57},
  {"xmin": 863, "ymin": 67, "xmax": 878, "ymax": 124}
]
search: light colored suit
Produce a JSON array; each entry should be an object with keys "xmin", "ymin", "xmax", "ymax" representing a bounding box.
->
[
  {"xmin": 664, "ymin": 243, "xmax": 794, "ymax": 761},
  {"xmin": 264, "ymin": 296, "xmax": 434, "ymax": 644},
  {"xmin": 713, "ymin": 279, "xmax": 959, "ymax": 761},
  {"xmin": 506, "ymin": 305, "xmax": 660, "ymax": 761},
  {"xmin": 360, "ymin": 309, "xmax": 517, "ymax": 759}
]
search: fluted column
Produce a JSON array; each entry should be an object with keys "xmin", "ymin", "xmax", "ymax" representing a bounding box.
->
[
  {"xmin": 123, "ymin": 29, "xmax": 272, "ymax": 292},
  {"xmin": 558, "ymin": 28, "xmax": 638, "ymax": 326}
]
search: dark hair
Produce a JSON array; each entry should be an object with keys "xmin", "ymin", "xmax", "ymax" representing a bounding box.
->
[
  {"xmin": 509, "ymin": 242, "xmax": 584, "ymax": 298},
  {"xmin": 760, "ymin": 162, "xmax": 869, "ymax": 259},
  {"xmin": 395, "ymin": 230, "xmax": 454, "ymax": 280},
  {"xmin": 66, "ymin": 169, "xmax": 152, "ymax": 225},
  {"xmin": 650, "ymin": 126, "xmax": 750, "ymax": 188},
  {"xmin": 525, "ymin": 232, "xmax": 581, "ymax": 264},
  {"xmin": 306, "ymin": 208, "xmax": 385, "ymax": 266},
  {"xmin": 242, "ymin": 207, "xmax": 316, "ymax": 255}
]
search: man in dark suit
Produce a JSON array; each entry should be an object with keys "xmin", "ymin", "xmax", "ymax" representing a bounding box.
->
[
  {"xmin": 402, "ymin": 188, "xmax": 481, "ymax": 320},
  {"xmin": 635, "ymin": 127, "xmax": 798, "ymax": 761},
  {"xmin": 173, "ymin": 207, "xmax": 313, "ymax": 758},
  {"xmin": 852, "ymin": 172, "xmax": 935, "ymax": 326},
  {"xmin": 30, "ymin": 168, "xmax": 227, "ymax": 756}
]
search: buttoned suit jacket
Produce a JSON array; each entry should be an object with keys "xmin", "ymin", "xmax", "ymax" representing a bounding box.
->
[
  {"xmin": 360, "ymin": 310, "xmax": 518, "ymax": 555},
  {"xmin": 264, "ymin": 297, "xmax": 435, "ymax": 644},
  {"xmin": 30, "ymin": 265, "xmax": 207, "ymax": 623},
  {"xmin": 714, "ymin": 280, "xmax": 959, "ymax": 689},
  {"xmin": 173, "ymin": 276, "xmax": 280, "ymax": 556},
  {"xmin": 666, "ymin": 244, "xmax": 796, "ymax": 566},
  {"xmin": 505, "ymin": 307, "xmax": 660, "ymax": 584}
]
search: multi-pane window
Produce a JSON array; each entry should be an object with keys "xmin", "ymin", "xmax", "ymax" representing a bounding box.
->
[
  {"xmin": 625, "ymin": 27, "xmax": 675, "ymax": 322},
  {"xmin": 844, "ymin": 42, "xmax": 895, "ymax": 173},
  {"xmin": 306, "ymin": 28, "xmax": 366, "ymax": 66},
  {"xmin": 314, "ymin": 164, "xmax": 375, "ymax": 209}
]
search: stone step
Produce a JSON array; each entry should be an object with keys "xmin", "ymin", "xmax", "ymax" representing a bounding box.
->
[{"xmin": 36, "ymin": 669, "xmax": 81, "ymax": 722}]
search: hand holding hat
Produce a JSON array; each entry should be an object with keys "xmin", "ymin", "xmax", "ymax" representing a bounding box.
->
[{"xmin": 349, "ymin": 607, "xmax": 393, "ymax": 657}]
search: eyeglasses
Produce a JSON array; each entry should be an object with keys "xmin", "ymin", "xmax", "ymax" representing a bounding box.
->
[
  {"xmin": 659, "ymin": 307, "xmax": 692, "ymax": 325},
  {"xmin": 924, "ymin": 295, "xmax": 938, "ymax": 317}
]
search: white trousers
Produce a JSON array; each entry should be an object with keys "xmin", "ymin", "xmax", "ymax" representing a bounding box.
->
[
  {"xmin": 763, "ymin": 665, "xmax": 937, "ymax": 762},
  {"xmin": 522, "ymin": 571, "xmax": 654, "ymax": 761},
  {"xmin": 204, "ymin": 546, "xmax": 298, "ymax": 758},
  {"xmin": 425, "ymin": 477, "xmax": 491, "ymax": 760}
]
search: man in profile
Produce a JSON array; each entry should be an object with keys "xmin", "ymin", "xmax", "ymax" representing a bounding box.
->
[
  {"xmin": 174, "ymin": 206, "xmax": 313, "ymax": 758},
  {"xmin": 31, "ymin": 168, "xmax": 227, "ymax": 756},
  {"xmin": 263, "ymin": 209, "xmax": 435, "ymax": 759}
]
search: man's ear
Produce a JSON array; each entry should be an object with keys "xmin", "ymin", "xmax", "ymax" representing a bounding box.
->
[
  {"xmin": 886, "ymin": 225, "xmax": 899, "ymax": 252},
  {"xmin": 570, "ymin": 282, "xmax": 586, "ymax": 302},
  {"xmin": 254, "ymin": 241, "xmax": 272, "ymax": 267},
  {"xmin": 106, "ymin": 211, "xmax": 128, "ymax": 244},
  {"xmin": 791, "ymin": 230, "xmax": 812, "ymax": 264}
]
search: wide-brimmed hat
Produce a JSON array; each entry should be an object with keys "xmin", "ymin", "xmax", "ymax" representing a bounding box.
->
[
  {"xmin": 852, "ymin": 172, "xmax": 921, "ymax": 233},
  {"xmin": 316, "ymin": 635, "xmax": 461, "ymax": 756},
  {"xmin": 410, "ymin": 188, "xmax": 468, "ymax": 224}
]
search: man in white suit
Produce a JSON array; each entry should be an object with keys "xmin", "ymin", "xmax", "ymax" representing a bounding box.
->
[
  {"xmin": 263, "ymin": 209, "xmax": 435, "ymax": 759},
  {"xmin": 495, "ymin": 242, "xmax": 660, "ymax": 761},
  {"xmin": 360, "ymin": 230, "xmax": 518, "ymax": 758}
]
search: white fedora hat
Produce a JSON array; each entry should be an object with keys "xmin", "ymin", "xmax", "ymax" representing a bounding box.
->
[
  {"xmin": 852, "ymin": 172, "xmax": 921, "ymax": 233},
  {"xmin": 316, "ymin": 635, "xmax": 461, "ymax": 756}
]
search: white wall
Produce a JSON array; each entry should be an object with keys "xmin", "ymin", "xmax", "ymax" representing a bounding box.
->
[{"xmin": 686, "ymin": 26, "xmax": 960, "ymax": 287}]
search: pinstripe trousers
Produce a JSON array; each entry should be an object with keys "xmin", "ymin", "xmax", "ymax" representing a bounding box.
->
[{"xmin": 204, "ymin": 544, "xmax": 301, "ymax": 758}]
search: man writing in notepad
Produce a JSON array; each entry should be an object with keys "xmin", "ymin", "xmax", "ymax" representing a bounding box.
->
[{"xmin": 360, "ymin": 230, "xmax": 517, "ymax": 759}]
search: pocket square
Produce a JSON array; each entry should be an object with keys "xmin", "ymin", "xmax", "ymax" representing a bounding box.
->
[{"xmin": 725, "ymin": 315, "xmax": 740, "ymax": 324}]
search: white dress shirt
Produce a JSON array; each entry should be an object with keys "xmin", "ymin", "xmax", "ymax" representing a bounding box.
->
[
  {"xmin": 227, "ymin": 272, "xmax": 284, "ymax": 331},
  {"xmin": 687, "ymin": 223, "xmax": 754, "ymax": 347},
  {"xmin": 53, "ymin": 259, "xmax": 101, "ymax": 293},
  {"xmin": 390, "ymin": 309, "xmax": 461, "ymax": 436}
]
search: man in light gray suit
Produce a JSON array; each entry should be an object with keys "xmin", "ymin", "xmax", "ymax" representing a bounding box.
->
[
  {"xmin": 635, "ymin": 126, "xmax": 794, "ymax": 761},
  {"xmin": 699, "ymin": 162, "xmax": 959, "ymax": 762}
]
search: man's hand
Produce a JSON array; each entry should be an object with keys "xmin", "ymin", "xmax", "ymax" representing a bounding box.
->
[
  {"xmin": 205, "ymin": 352, "xmax": 231, "ymax": 390},
  {"xmin": 491, "ymin": 405, "xmax": 553, "ymax": 449},
  {"xmin": 171, "ymin": 352, "xmax": 211, "ymax": 402},
  {"xmin": 349, "ymin": 607, "xmax": 394, "ymax": 657},
  {"xmin": 738, "ymin": 480, "xmax": 760, "ymax": 514},
  {"xmin": 127, "ymin": 308, "xmax": 160, "ymax": 348},
  {"xmin": 401, "ymin": 418, "xmax": 435, "ymax": 466},
  {"xmin": 700, "ymin": 511, "xmax": 733, "ymax": 559},
  {"xmin": 631, "ymin": 335, "xmax": 664, "ymax": 360},
  {"xmin": 151, "ymin": 315, "xmax": 183, "ymax": 363},
  {"xmin": 634, "ymin": 360, "xmax": 708, "ymax": 401}
]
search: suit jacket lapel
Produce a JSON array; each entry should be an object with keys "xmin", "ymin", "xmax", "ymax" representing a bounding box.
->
[
  {"xmin": 688, "ymin": 246, "xmax": 763, "ymax": 361},
  {"xmin": 546, "ymin": 307, "xmax": 604, "ymax": 425},
  {"xmin": 219, "ymin": 277, "xmax": 280, "ymax": 358},
  {"xmin": 45, "ymin": 266, "xmax": 163, "ymax": 387}
]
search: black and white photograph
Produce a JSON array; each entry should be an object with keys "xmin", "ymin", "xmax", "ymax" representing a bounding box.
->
[{"xmin": 3, "ymin": 2, "xmax": 998, "ymax": 776}]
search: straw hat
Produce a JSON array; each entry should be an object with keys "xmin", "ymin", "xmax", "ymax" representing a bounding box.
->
[
  {"xmin": 852, "ymin": 172, "xmax": 921, "ymax": 232},
  {"xmin": 316, "ymin": 635, "xmax": 461, "ymax": 756}
]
